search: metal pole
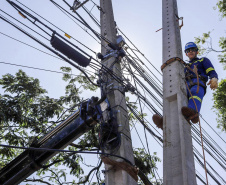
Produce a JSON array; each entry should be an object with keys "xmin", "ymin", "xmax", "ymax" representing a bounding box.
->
[
  {"xmin": 100, "ymin": 0, "xmax": 136, "ymax": 184},
  {"xmin": 162, "ymin": 0, "xmax": 197, "ymax": 184}
]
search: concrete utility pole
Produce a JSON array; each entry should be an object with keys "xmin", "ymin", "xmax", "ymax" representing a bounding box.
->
[
  {"xmin": 100, "ymin": 0, "xmax": 137, "ymax": 184},
  {"xmin": 162, "ymin": 0, "xmax": 197, "ymax": 184}
]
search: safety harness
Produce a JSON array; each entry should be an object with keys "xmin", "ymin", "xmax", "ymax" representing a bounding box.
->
[
  {"xmin": 161, "ymin": 57, "xmax": 207, "ymax": 94},
  {"xmin": 185, "ymin": 59, "xmax": 207, "ymax": 94}
]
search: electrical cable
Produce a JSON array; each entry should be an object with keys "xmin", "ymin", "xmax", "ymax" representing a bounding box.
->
[
  {"xmin": 199, "ymin": 114, "xmax": 226, "ymax": 144},
  {"xmin": 117, "ymin": 26, "xmax": 162, "ymax": 75},
  {"xmin": 0, "ymin": 14, "xmax": 99, "ymax": 87},
  {"xmin": 53, "ymin": 0, "xmax": 101, "ymax": 42},
  {"xmin": 0, "ymin": 31, "xmax": 62, "ymax": 60},
  {"xmin": 7, "ymin": 1, "xmax": 93, "ymax": 59},
  {"xmin": 192, "ymin": 126, "xmax": 226, "ymax": 167},
  {"xmin": 194, "ymin": 147, "xmax": 226, "ymax": 184},
  {"xmin": 15, "ymin": 0, "xmax": 97, "ymax": 55},
  {"xmin": 0, "ymin": 9, "xmax": 49, "ymax": 41},
  {"xmin": 82, "ymin": 5, "xmax": 100, "ymax": 27},
  {"xmin": 194, "ymin": 152, "xmax": 222, "ymax": 185},
  {"xmin": 0, "ymin": 144, "xmax": 134, "ymax": 166},
  {"xmin": 124, "ymin": 47, "xmax": 163, "ymax": 87},
  {"xmin": 128, "ymin": 60, "xmax": 161, "ymax": 182},
  {"xmin": 2, "ymin": 2, "xmax": 225, "ymax": 183}
]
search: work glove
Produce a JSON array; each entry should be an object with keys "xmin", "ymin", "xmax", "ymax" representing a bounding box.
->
[{"xmin": 207, "ymin": 77, "xmax": 218, "ymax": 90}]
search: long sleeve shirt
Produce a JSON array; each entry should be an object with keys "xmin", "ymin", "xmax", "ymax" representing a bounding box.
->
[{"xmin": 184, "ymin": 57, "xmax": 218, "ymax": 83}]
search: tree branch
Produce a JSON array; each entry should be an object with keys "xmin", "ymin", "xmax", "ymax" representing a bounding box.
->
[
  {"xmin": 78, "ymin": 161, "xmax": 102, "ymax": 184},
  {"xmin": 25, "ymin": 178, "xmax": 52, "ymax": 185}
]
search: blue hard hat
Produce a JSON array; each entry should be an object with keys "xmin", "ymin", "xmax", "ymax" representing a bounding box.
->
[{"xmin": 185, "ymin": 42, "xmax": 198, "ymax": 52}]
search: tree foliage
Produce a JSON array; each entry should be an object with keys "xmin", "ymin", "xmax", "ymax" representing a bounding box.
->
[
  {"xmin": 213, "ymin": 79, "xmax": 226, "ymax": 131},
  {"xmin": 0, "ymin": 69, "xmax": 161, "ymax": 184},
  {"xmin": 194, "ymin": 0, "xmax": 226, "ymax": 132}
]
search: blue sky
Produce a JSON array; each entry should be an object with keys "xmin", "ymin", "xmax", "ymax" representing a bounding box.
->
[{"xmin": 0, "ymin": 0, "xmax": 226, "ymax": 184}]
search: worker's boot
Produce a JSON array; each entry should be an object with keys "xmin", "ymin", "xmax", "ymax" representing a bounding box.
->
[
  {"xmin": 181, "ymin": 106, "xmax": 199, "ymax": 123},
  {"xmin": 152, "ymin": 114, "xmax": 163, "ymax": 129}
]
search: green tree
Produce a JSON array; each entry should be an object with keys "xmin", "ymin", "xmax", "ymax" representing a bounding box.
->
[
  {"xmin": 0, "ymin": 69, "xmax": 161, "ymax": 184},
  {"xmin": 194, "ymin": 0, "xmax": 226, "ymax": 132}
]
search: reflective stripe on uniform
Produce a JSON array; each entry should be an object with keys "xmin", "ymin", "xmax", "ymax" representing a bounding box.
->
[
  {"xmin": 194, "ymin": 58, "xmax": 204, "ymax": 64},
  {"xmin": 189, "ymin": 96, "xmax": 202, "ymax": 102},
  {"xmin": 206, "ymin": 67, "xmax": 215, "ymax": 74}
]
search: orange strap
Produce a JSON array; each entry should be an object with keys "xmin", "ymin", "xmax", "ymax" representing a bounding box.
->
[{"xmin": 161, "ymin": 57, "xmax": 187, "ymax": 71}]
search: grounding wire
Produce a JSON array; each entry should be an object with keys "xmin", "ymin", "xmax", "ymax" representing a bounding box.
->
[{"xmin": 15, "ymin": 0, "xmax": 97, "ymax": 54}]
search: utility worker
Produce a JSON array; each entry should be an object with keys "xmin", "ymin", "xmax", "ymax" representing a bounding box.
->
[{"xmin": 152, "ymin": 42, "xmax": 218, "ymax": 129}]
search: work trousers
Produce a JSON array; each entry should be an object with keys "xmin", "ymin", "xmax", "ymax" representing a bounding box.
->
[{"xmin": 186, "ymin": 85, "xmax": 205, "ymax": 113}]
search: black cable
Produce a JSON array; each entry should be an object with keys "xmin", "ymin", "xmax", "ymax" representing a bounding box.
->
[
  {"xmin": 8, "ymin": 1, "xmax": 52, "ymax": 38},
  {"xmin": 82, "ymin": 5, "xmax": 100, "ymax": 27},
  {"xmin": 192, "ymin": 126, "xmax": 226, "ymax": 166},
  {"xmin": 117, "ymin": 27, "xmax": 162, "ymax": 75},
  {"xmin": 127, "ymin": 61, "xmax": 160, "ymax": 182},
  {"xmin": 127, "ymin": 104, "xmax": 163, "ymax": 145},
  {"xmin": 200, "ymin": 114, "xmax": 226, "ymax": 144},
  {"xmin": 0, "ymin": 144, "xmax": 134, "ymax": 166},
  {"xmin": 192, "ymin": 131, "xmax": 226, "ymax": 171},
  {"xmin": 125, "ymin": 63, "xmax": 163, "ymax": 109},
  {"xmin": 7, "ymin": 1, "xmax": 93, "ymax": 59},
  {"xmin": 125, "ymin": 48, "xmax": 163, "ymax": 87},
  {"xmin": 15, "ymin": 0, "xmax": 97, "ymax": 55},
  {"xmin": 0, "ymin": 9, "xmax": 49, "ymax": 41},
  {"xmin": 194, "ymin": 147, "xmax": 226, "ymax": 184},
  {"xmin": 53, "ymin": 0, "xmax": 101, "ymax": 42},
  {"xmin": 0, "ymin": 15, "xmax": 99, "ymax": 87},
  {"xmin": 194, "ymin": 152, "xmax": 222, "ymax": 185},
  {"xmin": 0, "ymin": 31, "xmax": 63, "ymax": 60}
]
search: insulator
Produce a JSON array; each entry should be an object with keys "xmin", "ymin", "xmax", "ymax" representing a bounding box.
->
[{"xmin": 51, "ymin": 35, "xmax": 90, "ymax": 67}]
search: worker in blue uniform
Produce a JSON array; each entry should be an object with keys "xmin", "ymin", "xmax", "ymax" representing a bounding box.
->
[{"xmin": 152, "ymin": 42, "xmax": 218, "ymax": 129}]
